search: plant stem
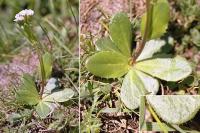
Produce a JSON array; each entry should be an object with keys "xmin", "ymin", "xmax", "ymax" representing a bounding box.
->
[
  {"xmin": 147, "ymin": 104, "xmax": 168, "ymax": 133},
  {"xmin": 28, "ymin": 25, "xmax": 46, "ymax": 98},
  {"xmin": 170, "ymin": 124, "xmax": 186, "ymax": 133},
  {"xmin": 34, "ymin": 44, "xmax": 46, "ymax": 98},
  {"xmin": 132, "ymin": 0, "xmax": 152, "ymax": 63},
  {"xmin": 39, "ymin": 56, "xmax": 46, "ymax": 98},
  {"xmin": 22, "ymin": 23, "xmax": 46, "ymax": 98}
]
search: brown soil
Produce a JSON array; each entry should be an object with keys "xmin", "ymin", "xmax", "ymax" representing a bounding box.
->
[
  {"xmin": 0, "ymin": 48, "xmax": 38, "ymax": 92},
  {"xmin": 80, "ymin": 0, "xmax": 145, "ymax": 37}
]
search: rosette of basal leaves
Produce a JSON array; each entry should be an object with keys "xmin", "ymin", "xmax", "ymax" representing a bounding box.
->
[
  {"xmin": 86, "ymin": 0, "xmax": 192, "ymax": 110},
  {"xmin": 16, "ymin": 74, "xmax": 74, "ymax": 118}
]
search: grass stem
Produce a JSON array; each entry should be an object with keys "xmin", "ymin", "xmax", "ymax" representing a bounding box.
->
[{"xmin": 147, "ymin": 104, "xmax": 168, "ymax": 133}]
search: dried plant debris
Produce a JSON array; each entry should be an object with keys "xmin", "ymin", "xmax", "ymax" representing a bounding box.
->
[{"xmin": 100, "ymin": 113, "xmax": 139, "ymax": 132}]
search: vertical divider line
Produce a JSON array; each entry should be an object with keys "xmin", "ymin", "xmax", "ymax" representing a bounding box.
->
[{"xmin": 78, "ymin": 0, "xmax": 81, "ymax": 132}]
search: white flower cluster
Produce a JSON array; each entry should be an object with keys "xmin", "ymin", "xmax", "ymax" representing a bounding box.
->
[{"xmin": 14, "ymin": 9, "xmax": 34, "ymax": 22}]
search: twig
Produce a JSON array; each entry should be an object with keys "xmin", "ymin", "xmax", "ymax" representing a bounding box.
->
[
  {"xmin": 65, "ymin": 74, "xmax": 79, "ymax": 93},
  {"xmin": 82, "ymin": 1, "xmax": 99, "ymax": 22}
]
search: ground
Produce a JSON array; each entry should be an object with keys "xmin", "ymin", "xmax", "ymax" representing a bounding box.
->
[
  {"xmin": 80, "ymin": 0, "xmax": 200, "ymax": 132},
  {"xmin": 0, "ymin": 0, "xmax": 79, "ymax": 132}
]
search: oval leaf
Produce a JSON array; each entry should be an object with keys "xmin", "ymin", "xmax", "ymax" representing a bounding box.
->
[
  {"xmin": 147, "ymin": 95, "xmax": 200, "ymax": 124},
  {"xmin": 39, "ymin": 52, "xmax": 53, "ymax": 80},
  {"xmin": 121, "ymin": 69, "xmax": 159, "ymax": 109},
  {"xmin": 86, "ymin": 51, "xmax": 130, "ymax": 78},
  {"xmin": 16, "ymin": 74, "xmax": 40, "ymax": 105},
  {"xmin": 190, "ymin": 28, "xmax": 200, "ymax": 47},
  {"xmin": 96, "ymin": 37, "xmax": 120, "ymax": 53},
  {"xmin": 109, "ymin": 13, "xmax": 132, "ymax": 57},
  {"xmin": 35, "ymin": 101, "xmax": 53, "ymax": 118},
  {"xmin": 137, "ymin": 70, "xmax": 159, "ymax": 95},
  {"xmin": 43, "ymin": 89, "xmax": 74, "ymax": 102},
  {"xmin": 135, "ymin": 56, "xmax": 192, "ymax": 81},
  {"xmin": 137, "ymin": 40, "xmax": 166, "ymax": 61},
  {"xmin": 141, "ymin": 0, "xmax": 170, "ymax": 40}
]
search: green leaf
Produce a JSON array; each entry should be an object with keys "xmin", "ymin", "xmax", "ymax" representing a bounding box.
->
[
  {"xmin": 146, "ymin": 95, "xmax": 200, "ymax": 124},
  {"xmin": 120, "ymin": 69, "xmax": 159, "ymax": 109},
  {"xmin": 86, "ymin": 51, "xmax": 130, "ymax": 78},
  {"xmin": 141, "ymin": 0, "xmax": 170, "ymax": 40},
  {"xmin": 35, "ymin": 101, "xmax": 52, "ymax": 118},
  {"xmin": 96, "ymin": 37, "xmax": 120, "ymax": 53},
  {"xmin": 16, "ymin": 74, "xmax": 40, "ymax": 105},
  {"xmin": 137, "ymin": 39, "xmax": 166, "ymax": 61},
  {"xmin": 190, "ymin": 28, "xmax": 200, "ymax": 47},
  {"xmin": 43, "ymin": 89, "xmax": 74, "ymax": 102},
  {"xmin": 135, "ymin": 56, "xmax": 192, "ymax": 81},
  {"xmin": 141, "ymin": 122, "xmax": 175, "ymax": 132},
  {"xmin": 139, "ymin": 96, "xmax": 146, "ymax": 130},
  {"xmin": 39, "ymin": 52, "xmax": 53, "ymax": 80},
  {"xmin": 109, "ymin": 13, "xmax": 132, "ymax": 57}
]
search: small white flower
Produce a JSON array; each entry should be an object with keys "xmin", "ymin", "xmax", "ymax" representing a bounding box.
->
[
  {"xmin": 14, "ymin": 9, "xmax": 34, "ymax": 22},
  {"xmin": 14, "ymin": 15, "xmax": 24, "ymax": 22}
]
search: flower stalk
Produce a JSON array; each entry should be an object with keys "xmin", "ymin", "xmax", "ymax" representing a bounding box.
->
[
  {"xmin": 132, "ymin": 0, "xmax": 153, "ymax": 64},
  {"xmin": 25, "ymin": 26, "xmax": 46, "ymax": 98},
  {"xmin": 34, "ymin": 43, "xmax": 46, "ymax": 98},
  {"xmin": 23, "ymin": 22, "xmax": 46, "ymax": 98},
  {"xmin": 14, "ymin": 9, "xmax": 46, "ymax": 98}
]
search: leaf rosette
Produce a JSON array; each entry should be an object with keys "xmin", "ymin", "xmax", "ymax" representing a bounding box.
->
[
  {"xmin": 16, "ymin": 75, "xmax": 74, "ymax": 118},
  {"xmin": 85, "ymin": 1, "xmax": 192, "ymax": 110}
]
